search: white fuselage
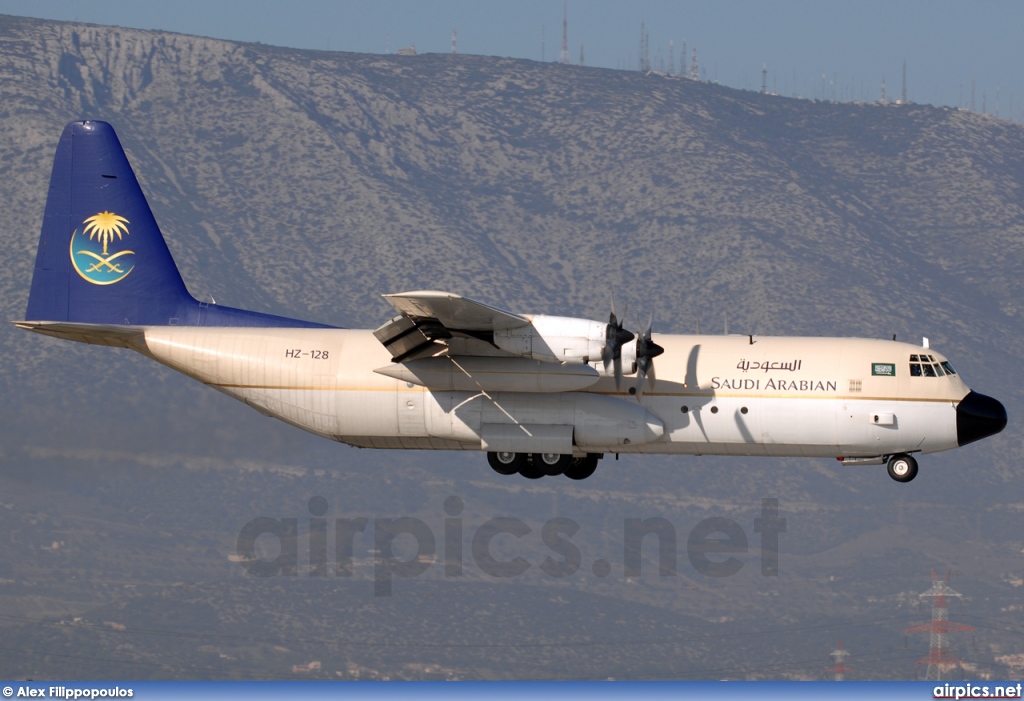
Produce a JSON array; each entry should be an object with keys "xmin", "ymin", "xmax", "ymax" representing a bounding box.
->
[{"xmin": 137, "ymin": 327, "xmax": 968, "ymax": 459}]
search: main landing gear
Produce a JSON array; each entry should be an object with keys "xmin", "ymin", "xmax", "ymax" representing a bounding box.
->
[
  {"xmin": 886, "ymin": 453, "xmax": 919, "ymax": 483},
  {"xmin": 487, "ymin": 452, "xmax": 602, "ymax": 480}
]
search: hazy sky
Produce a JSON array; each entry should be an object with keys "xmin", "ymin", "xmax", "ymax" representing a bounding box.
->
[{"xmin": 4, "ymin": 0, "xmax": 1024, "ymax": 116}]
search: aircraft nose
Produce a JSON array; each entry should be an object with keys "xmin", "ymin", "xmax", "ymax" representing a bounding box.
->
[{"xmin": 956, "ymin": 391, "xmax": 1007, "ymax": 447}]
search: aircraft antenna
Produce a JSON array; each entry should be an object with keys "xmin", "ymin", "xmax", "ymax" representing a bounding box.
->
[
  {"xmin": 906, "ymin": 570, "xmax": 974, "ymax": 680},
  {"xmin": 829, "ymin": 640, "xmax": 851, "ymax": 681}
]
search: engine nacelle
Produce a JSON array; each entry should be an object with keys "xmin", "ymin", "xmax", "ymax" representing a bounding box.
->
[
  {"xmin": 590, "ymin": 337, "xmax": 638, "ymax": 377},
  {"xmin": 493, "ymin": 315, "xmax": 606, "ymax": 365}
]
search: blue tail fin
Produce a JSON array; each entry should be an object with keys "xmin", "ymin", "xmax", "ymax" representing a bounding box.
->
[
  {"xmin": 25, "ymin": 121, "xmax": 330, "ymax": 329},
  {"xmin": 26, "ymin": 121, "xmax": 194, "ymax": 325}
]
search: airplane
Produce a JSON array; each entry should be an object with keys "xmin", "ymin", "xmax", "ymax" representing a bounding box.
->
[{"xmin": 17, "ymin": 121, "xmax": 1008, "ymax": 483}]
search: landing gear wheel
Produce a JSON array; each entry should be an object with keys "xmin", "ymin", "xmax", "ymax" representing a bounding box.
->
[
  {"xmin": 887, "ymin": 454, "xmax": 918, "ymax": 482},
  {"xmin": 564, "ymin": 454, "xmax": 600, "ymax": 481},
  {"xmin": 518, "ymin": 459, "xmax": 545, "ymax": 480},
  {"xmin": 488, "ymin": 451, "xmax": 525, "ymax": 476},
  {"xmin": 535, "ymin": 453, "xmax": 572, "ymax": 476}
]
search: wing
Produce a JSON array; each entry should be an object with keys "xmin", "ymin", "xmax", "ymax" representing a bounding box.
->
[{"xmin": 374, "ymin": 291, "xmax": 530, "ymax": 362}]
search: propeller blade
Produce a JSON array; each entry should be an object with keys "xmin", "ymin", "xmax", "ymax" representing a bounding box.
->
[
  {"xmin": 602, "ymin": 295, "xmax": 635, "ymax": 392},
  {"xmin": 633, "ymin": 363, "xmax": 647, "ymax": 400},
  {"xmin": 632, "ymin": 312, "xmax": 664, "ymax": 399}
]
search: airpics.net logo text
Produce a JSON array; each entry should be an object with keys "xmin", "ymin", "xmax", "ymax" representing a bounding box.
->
[{"xmin": 235, "ymin": 497, "xmax": 787, "ymax": 596}]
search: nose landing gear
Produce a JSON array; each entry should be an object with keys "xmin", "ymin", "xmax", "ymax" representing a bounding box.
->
[{"xmin": 886, "ymin": 453, "xmax": 919, "ymax": 482}]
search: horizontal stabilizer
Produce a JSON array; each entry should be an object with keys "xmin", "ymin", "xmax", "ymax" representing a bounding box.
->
[{"xmin": 13, "ymin": 321, "xmax": 146, "ymax": 349}]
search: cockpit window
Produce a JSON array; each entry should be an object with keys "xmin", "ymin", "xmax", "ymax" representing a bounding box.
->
[{"xmin": 910, "ymin": 355, "xmax": 954, "ymax": 377}]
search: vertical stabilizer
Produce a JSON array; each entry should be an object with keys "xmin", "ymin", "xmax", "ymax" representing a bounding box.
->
[
  {"xmin": 25, "ymin": 121, "xmax": 330, "ymax": 329},
  {"xmin": 26, "ymin": 120, "xmax": 193, "ymax": 324}
]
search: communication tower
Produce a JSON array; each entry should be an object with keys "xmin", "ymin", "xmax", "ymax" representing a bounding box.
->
[
  {"xmin": 689, "ymin": 47, "xmax": 698, "ymax": 80},
  {"xmin": 451, "ymin": 28, "xmax": 457, "ymax": 54},
  {"xmin": 906, "ymin": 570, "xmax": 974, "ymax": 680},
  {"xmin": 638, "ymin": 22, "xmax": 650, "ymax": 72},
  {"xmin": 761, "ymin": 63, "xmax": 768, "ymax": 94},
  {"xmin": 901, "ymin": 59, "xmax": 907, "ymax": 104},
  {"xmin": 560, "ymin": 0, "xmax": 569, "ymax": 64}
]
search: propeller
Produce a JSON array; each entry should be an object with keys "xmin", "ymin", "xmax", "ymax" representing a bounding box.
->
[
  {"xmin": 602, "ymin": 298, "xmax": 635, "ymax": 390},
  {"xmin": 633, "ymin": 312, "xmax": 665, "ymax": 399}
]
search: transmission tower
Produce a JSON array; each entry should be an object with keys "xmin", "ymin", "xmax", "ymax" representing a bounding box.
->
[
  {"xmin": 906, "ymin": 570, "xmax": 974, "ymax": 681},
  {"xmin": 638, "ymin": 22, "xmax": 650, "ymax": 72},
  {"xmin": 901, "ymin": 59, "xmax": 907, "ymax": 104},
  {"xmin": 830, "ymin": 640, "xmax": 851, "ymax": 681},
  {"xmin": 560, "ymin": 0, "xmax": 569, "ymax": 64}
]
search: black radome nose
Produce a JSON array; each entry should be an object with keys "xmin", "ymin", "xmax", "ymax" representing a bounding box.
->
[{"xmin": 956, "ymin": 391, "xmax": 1007, "ymax": 447}]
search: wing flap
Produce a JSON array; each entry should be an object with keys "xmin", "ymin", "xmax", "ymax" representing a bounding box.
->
[
  {"xmin": 376, "ymin": 291, "xmax": 530, "ymax": 362},
  {"xmin": 372, "ymin": 314, "xmax": 448, "ymax": 363}
]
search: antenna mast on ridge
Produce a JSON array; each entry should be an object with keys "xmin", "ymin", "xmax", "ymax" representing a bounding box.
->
[
  {"xmin": 560, "ymin": 0, "xmax": 569, "ymax": 64},
  {"xmin": 901, "ymin": 59, "xmax": 907, "ymax": 104}
]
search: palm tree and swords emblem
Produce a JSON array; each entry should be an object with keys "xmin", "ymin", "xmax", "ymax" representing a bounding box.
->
[{"xmin": 69, "ymin": 211, "xmax": 136, "ymax": 285}]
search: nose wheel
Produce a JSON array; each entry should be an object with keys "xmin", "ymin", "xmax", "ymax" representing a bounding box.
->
[{"xmin": 886, "ymin": 454, "xmax": 918, "ymax": 482}]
